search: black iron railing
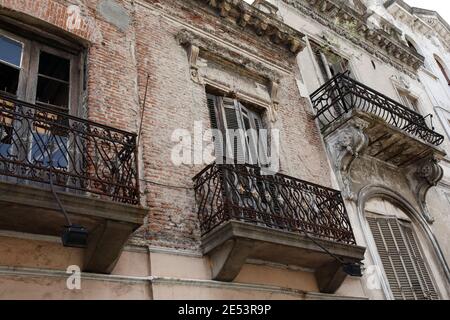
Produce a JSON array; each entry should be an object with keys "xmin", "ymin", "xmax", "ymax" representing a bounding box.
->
[
  {"xmin": 310, "ymin": 73, "xmax": 444, "ymax": 146},
  {"xmin": 193, "ymin": 163, "xmax": 356, "ymax": 245},
  {"xmin": 0, "ymin": 92, "xmax": 139, "ymax": 204}
]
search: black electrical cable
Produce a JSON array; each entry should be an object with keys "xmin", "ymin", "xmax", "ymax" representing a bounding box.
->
[{"xmin": 48, "ymin": 166, "xmax": 72, "ymax": 226}]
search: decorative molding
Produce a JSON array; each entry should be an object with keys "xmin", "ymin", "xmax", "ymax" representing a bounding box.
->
[
  {"xmin": 195, "ymin": 0, "xmax": 305, "ymax": 55},
  {"xmin": 280, "ymin": 0, "xmax": 424, "ymax": 76},
  {"xmin": 177, "ymin": 29, "xmax": 283, "ymax": 120},
  {"xmin": 176, "ymin": 29, "xmax": 283, "ymax": 82},
  {"xmin": 388, "ymin": 1, "xmax": 450, "ymax": 51},
  {"xmin": 326, "ymin": 118, "xmax": 370, "ymax": 200},
  {"xmin": 411, "ymin": 156, "xmax": 444, "ymax": 223}
]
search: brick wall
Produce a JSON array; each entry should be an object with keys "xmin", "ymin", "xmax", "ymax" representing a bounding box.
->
[{"xmin": 0, "ymin": 0, "xmax": 334, "ymax": 251}]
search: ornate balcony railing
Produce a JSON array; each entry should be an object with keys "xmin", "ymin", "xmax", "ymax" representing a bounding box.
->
[
  {"xmin": 310, "ymin": 73, "xmax": 444, "ymax": 146},
  {"xmin": 0, "ymin": 92, "xmax": 139, "ymax": 204},
  {"xmin": 193, "ymin": 163, "xmax": 356, "ymax": 245}
]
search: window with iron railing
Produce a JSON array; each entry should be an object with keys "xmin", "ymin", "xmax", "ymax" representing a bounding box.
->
[
  {"xmin": 0, "ymin": 27, "xmax": 138, "ymax": 204},
  {"xmin": 0, "ymin": 29, "xmax": 82, "ymax": 172}
]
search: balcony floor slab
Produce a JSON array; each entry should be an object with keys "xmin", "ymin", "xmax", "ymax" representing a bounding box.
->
[
  {"xmin": 201, "ymin": 221, "xmax": 366, "ymax": 294},
  {"xmin": 0, "ymin": 180, "xmax": 147, "ymax": 274}
]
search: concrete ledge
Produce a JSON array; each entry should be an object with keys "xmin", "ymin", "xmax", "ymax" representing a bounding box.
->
[
  {"xmin": 201, "ymin": 221, "xmax": 366, "ymax": 294},
  {"xmin": 0, "ymin": 180, "xmax": 146, "ymax": 225}
]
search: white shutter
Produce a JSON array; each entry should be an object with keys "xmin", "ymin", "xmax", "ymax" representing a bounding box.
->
[{"xmin": 367, "ymin": 216, "xmax": 439, "ymax": 300}]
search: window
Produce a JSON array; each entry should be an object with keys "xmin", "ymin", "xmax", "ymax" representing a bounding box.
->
[
  {"xmin": 434, "ymin": 55, "xmax": 450, "ymax": 86},
  {"xmin": 367, "ymin": 215, "xmax": 439, "ymax": 300},
  {"xmin": 312, "ymin": 43, "xmax": 352, "ymax": 82},
  {"xmin": 206, "ymin": 93, "xmax": 266, "ymax": 165},
  {"xmin": 398, "ymin": 90, "xmax": 419, "ymax": 112},
  {"xmin": 0, "ymin": 28, "xmax": 81, "ymax": 170}
]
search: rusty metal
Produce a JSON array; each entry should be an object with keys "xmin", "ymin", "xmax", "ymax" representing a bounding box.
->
[
  {"xmin": 193, "ymin": 162, "xmax": 356, "ymax": 245},
  {"xmin": 310, "ymin": 73, "xmax": 445, "ymax": 146},
  {"xmin": 0, "ymin": 92, "xmax": 139, "ymax": 204}
]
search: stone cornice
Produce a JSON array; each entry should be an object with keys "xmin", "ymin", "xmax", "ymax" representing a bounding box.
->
[
  {"xmin": 195, "ymin": 0, "xmax": 305, "ymax": 54},
  {"xmin": 387, "ymin": 0, "xmax": 450, "ymax": 47},
  {"xmin": 387, "ymin": 1, "xmax": 450, "ymax": 51},
  {"xmin": 281, "ymin": 0, "xmax": 425, "ymax": 74}
]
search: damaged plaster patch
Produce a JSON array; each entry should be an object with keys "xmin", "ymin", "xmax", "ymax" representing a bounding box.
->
[{"xmin": 97, "ymin": 0, "xmax": 131, "ymax": 32}]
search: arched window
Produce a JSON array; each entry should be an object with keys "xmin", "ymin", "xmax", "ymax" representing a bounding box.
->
[
  {"xmin": 434, "ymin": 55, "xmax": 450, "ymax": 86},
  {"xmin": 365, "ymin": 197, "xmax": 439, "ymax": 300}
]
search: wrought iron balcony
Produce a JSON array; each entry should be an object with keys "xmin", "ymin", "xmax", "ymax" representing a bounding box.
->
[
  {"xmin": 0, "ymin": 92, "xmax": 139, "ymax": 204},
  {"xmin": 193, "ymin": 162, "xmax": 356, "ymax": 245},
  {"xmin": 310, "ymin": 73, "xmax": 444, "ymax": 146},
  {"xmin": 193, "ymin": 163, "xmax": 365, "ymax": 291}
]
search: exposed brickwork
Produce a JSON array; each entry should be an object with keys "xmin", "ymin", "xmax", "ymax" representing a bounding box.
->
[{"xmin": 0, "ymin": 0, "xmax": 334, "ymax": 251}]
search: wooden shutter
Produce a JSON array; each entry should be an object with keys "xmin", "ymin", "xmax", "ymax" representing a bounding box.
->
[
  {"xmin": 206, "ymin": 94, "xmax": 223, "ymax": 161},
  {"xmin": 206, "ymin": 94, "xmax": 219, "ymax": 130},
  {"xmin": 221, "ymin": 97, "xmax": 246, "ymax": 164},
  {"xmin": 367, "ymin": 216, "xmax": 439, "ymax": 300}
]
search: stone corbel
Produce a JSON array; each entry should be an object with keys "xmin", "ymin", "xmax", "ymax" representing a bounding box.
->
[
  {"xmin": 410, "ymin": 156, "xmax": 444, "ymax": 223},
  {"xmin": 269, "ymin": 80, "xmax": 280, "ymax": 123},
  {"xmin": 187, "ymin": 44, "xmax": 202, "ymax": 84},
  {"xmin": 179, "ymin": 41, "xmax": 203, "ymax": 85},
  {"xmin": 326, "ymin": 118, "xmax": 370, "ymax": 200}
]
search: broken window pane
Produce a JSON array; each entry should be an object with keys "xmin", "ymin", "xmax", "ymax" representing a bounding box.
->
[
  {"xmin": 36, "ymin": 51, "xmax": 70, "ymax": 111},
  {"xmin": 38, "ymin": 51, "xmax": 70, "ymax": 82},
  {"xmin": 0, "ymin": 63, "xmax": 20, "ymax": 95}
]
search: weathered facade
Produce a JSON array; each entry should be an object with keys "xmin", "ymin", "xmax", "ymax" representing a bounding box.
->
[{"xmin": 0, "ymin": 0, "xmax": 448, "ymax": 300}]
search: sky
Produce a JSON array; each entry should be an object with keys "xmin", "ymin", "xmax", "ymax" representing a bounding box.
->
[{"xmin": 404, "ymin": 0, "xmax": 450, "ymax": 25}]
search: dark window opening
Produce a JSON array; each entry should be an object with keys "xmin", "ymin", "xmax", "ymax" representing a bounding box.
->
[
  {"xmin": 36, "ymin": 51, "xmax": 70, "ymax": 112},
  {"xmin": 0, "ymin": 63, "xmax": 20, "ymax": 95},
  {"xmin": 407, "ymin": 40, "xmax": 418, "ymax": 54}
]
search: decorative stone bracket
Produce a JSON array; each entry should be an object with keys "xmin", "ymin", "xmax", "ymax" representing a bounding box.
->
[
  {"xmin": 269, "ymin": 80, "xmax": 280, "ymax": 122},
  {"xmin": 185, "ymin": 43, "xmax": 202, "ymax": 84},
  {"xmin": 325, "ymin": 118, "xmax": 370, "ymax": 200},
  {"xmin": 407, "ymin": 156, "xmax": 444, "ymax": 223}
]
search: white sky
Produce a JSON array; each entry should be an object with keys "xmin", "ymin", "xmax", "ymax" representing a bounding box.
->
[{"xmin": 404, "ymin": 0, "xmax": 450, "ymax": 25}]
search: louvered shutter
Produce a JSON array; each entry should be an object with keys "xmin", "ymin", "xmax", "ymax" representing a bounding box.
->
[
  {"xmin": 367, "ymin": 216, "xmax": 439, "ymax": 300},
  {"xmin": 221, "ymin": 98, "xmax": 246, "ymax": 164},
  {"xmin": 206, "ymin": 94, "xmax": 224, "ymax": 160},
  {"xmin": 402, "ymin": 224, "xmax": 439, "ymax": 300},
  {"xmin": 207, "ymin": 94, "xmax": 219, "ymax": 130}
]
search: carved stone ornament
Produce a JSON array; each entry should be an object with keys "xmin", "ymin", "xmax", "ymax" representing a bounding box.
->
[
  {"xmin": 326, "ymin": 118, "xmax": 370, "ymax": 200},
  {"xmin": 187, "ymin": 44, "xmax": 202, "ymax": 84},
  {"xmin": 413, "ymin": 156, "xmax": 444, "ymax": 223},
  {"xmin": 269, "ymin": 80, "xmax": 280, "ymax": 122},
  {"xmin": 196, "ymin": 0, "xmax": 305, "ymax": 55}
]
